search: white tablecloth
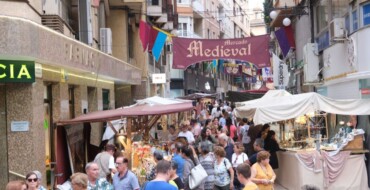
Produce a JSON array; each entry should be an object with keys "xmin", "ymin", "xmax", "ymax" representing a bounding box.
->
[{"xmin": 276, "ymin": 151, "xmax": 369, "ymax": 190}]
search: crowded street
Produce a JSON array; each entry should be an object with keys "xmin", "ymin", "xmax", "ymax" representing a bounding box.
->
[{"xmin": 3, "ymin": 0, "xmax": 370, "ymax": 190}]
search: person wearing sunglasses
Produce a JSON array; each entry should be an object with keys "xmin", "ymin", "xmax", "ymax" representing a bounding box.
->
[
  {"xmin": 113, "ymin": 155, "xmax": 140, "ymax": 190},
  {"xmin": 25, "ymin": 172, "xmax": 39, "ymax": 190},
  {"xmin": 32, "ymin": 170, "xmax": 46, "ymax": 190}
]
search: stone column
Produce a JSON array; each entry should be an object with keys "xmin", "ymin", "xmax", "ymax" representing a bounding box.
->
[
  {"xmin": 74, "ymin": 85, "xmax": 88, "ymax": 117},
  {"xmin": 7, "ymin": 79, "xmax": 45, "ymax": 182},
  {"xmin": 52, "ymin": 83, "xmax": 70, "ymax": 121}
]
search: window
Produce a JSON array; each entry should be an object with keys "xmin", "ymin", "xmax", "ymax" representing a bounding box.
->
[
  {"xmin": 362, "ymin": 3, "xmax": 370, "ymax": 26},
  {"xmin": 345, "ymin": 14, "xmax": 350, "ymax": 32},
  {"xmin": 178, "ymin": 23, "xmax": 188, "ymax": 36},
  {"xmin": 352, "ymin": 9, "xmax": 358, "ymax": 31},
  {"xmin": 315, "ymin": 1, "xmax": 329, "ymax": 33}
]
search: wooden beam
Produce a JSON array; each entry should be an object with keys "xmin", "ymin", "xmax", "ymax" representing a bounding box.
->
[{"xmin": 107, "ymin": 121, "xmax": 118, "ymax": 134}]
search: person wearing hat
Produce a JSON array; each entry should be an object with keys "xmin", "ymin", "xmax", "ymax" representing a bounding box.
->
[
  {"xmin": 94, "ymin": 144, "xmax": 117, "ymax": 179},
  {"xmin": 32, "ymin": 170, "xmax": 46, "ymax": 190},
  {"xmin": 178, "ymin": 120, "xmax": 195, "ymax": 144}
]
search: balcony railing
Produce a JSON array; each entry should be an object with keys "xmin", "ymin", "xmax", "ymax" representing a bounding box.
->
[
  {"xmin": 274, "ymin": 0, "xmax": 303, "ymax": 7},
  {"xmin": 192, "ymin": 0, "xmax": 204, "ymax": 17},
  {"xmin": 177, "ymin": 0, "xmax": 191, "ymax": 5}
]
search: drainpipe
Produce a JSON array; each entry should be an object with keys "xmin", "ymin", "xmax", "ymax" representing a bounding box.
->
[{"xmin": 310, "ymin": 0, "xmax": 315, "ymax": 43}]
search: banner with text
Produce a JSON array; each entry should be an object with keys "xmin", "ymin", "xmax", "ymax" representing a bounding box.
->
[{"xmin": 172, "ymin": 35, "xmax": 270, "ymax": 69}]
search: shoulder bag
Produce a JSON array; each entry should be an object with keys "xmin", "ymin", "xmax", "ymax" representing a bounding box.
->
[{"xmin": 189, "ymin": 164, "xmax": 207, "ymax": 189}]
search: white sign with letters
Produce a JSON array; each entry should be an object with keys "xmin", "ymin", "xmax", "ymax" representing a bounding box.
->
[
  {"xmin": 152, "ymin": 73, "xmax": 166, "ymax": 84},
  {"xmin": 11, "ymin": 121, "xmax": 29, "ymax": 132}
]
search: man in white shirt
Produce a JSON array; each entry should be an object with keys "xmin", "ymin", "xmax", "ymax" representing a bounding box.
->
[
  {"xmin": 94, "ymin": 144, "xmax": 117, "ymax": 178},
  {"xmin": 178, "ymin": 120, "xmax": 195, "ymax": 144}
]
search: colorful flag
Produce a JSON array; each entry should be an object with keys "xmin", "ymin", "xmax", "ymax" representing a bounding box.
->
[
  {"xmin": 139, "ymin": 20, "xmax": 151, "ymax": 51},
  {"xmin": 212, "ymin": 60, "xmax": 218, "ymax": 73},
  {"xmin": 275, "ymin": 25, "xmax": 296, "ymax": 58},
  {"xmin": 140, "ymin": 21, "xmax": 150, "ymax": 50},
  {"xmin": 148, "ymin": 27, "xmax": 159, "ymax": 52},
  {"xmin": 152, "ymin": 31, "xmax": 168, "ymax": 62}
]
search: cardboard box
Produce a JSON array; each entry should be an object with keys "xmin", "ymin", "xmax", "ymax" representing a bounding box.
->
[{"xmin": 343, "ymin": 135, "xmax": 364, "ymax": 150}]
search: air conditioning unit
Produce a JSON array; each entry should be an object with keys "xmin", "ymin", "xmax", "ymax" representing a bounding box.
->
[
  {"xmin": 329, "ymin": 18, "xmax": 345, "ymax": 41},
  {"xmin": 42, "ymin": 0, "xmax": 61, "ymax": 15},
  {"xmin": 100, "ymin": 28, "xmax": 112, "ymax": 55},
  {"xmin": 303, "ymin": 43, "xmax": 319, "ymax": 83}
]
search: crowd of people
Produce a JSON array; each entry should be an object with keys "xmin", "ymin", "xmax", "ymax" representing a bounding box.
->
[{"xmin": 6, "ymin": 99, "xmax": 283, "ymax": 190}]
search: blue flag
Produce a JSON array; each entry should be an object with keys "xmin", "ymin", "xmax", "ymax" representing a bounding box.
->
[{"xmin": 152, "ymin": 31, "xmax": 167, "ymax": 62}]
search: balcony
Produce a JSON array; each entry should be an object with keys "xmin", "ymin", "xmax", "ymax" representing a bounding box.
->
[
  {"xmin": 192, "ymin": 0, "xmax": 204, "ymax": 18},
  {"xmin": 274, "ymin": 0, "xmax": 303, "ymax": 7},
  {"xmin": 110, "ymin": 0, "xmax": 144, "ymax": 12},
  {"xmin": 270, "ymin": 0, "xmax": 305, "ymax": 27},
  {"xmin": 147, "ymin": 0, "xmax": 178, "ymax": 31},
  {"xmin": 147, "ymin": 0, "xmax": 165, "ymax": 17},
  {"xmin": 177, "ymin": 0, "xmax": 191, "ymax": 6}
]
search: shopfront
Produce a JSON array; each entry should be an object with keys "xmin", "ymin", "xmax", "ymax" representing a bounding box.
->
[{"xmin": 0, "ymin": 15, "xmax": 141, "ymax": 187}]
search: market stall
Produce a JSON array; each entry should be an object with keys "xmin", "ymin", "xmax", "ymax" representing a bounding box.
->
[
  {"xmin": 234, "ymin": 90, "xmax": 370, "ymax": 189},
  {"xmin": 176, "ymin": 92, "xmax": 218, "ymax": 100},
  {"xmin": 226, "ymin": 85, "xmax": 269, "ymax": 102},
  {"xmin": 57, "ymin": 96, "xmax": 193, "ymax": 184}
]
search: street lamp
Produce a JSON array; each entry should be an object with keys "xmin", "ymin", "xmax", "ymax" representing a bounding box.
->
[{"xmin": 268, "ymin": 4, "xmax": 309, "ymax": 26}]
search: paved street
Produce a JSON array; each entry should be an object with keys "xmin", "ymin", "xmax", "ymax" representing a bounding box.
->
[{"xmin": 274, "ymin": 183, "xmax": 288, "ymax": 190}]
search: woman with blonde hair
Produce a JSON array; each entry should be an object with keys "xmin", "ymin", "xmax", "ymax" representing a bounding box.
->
[
  {"xmin": 251, "ymin": 151, "xmax": 276, "ymax": 190},
  {"xmin": 70, "ymin": 172, "xmax": 88, "ymax": 190},
  {"xmin": 214, "ymin": 146, "xmax": 234, "ymax": 190},
  {"xmin": 5, "ymin": 180, "xmax": 27, "ymax": 190}
]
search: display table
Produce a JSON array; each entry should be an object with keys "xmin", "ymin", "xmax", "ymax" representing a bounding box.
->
[{"xmin": 276, "ymin": 151, "xmax": 369, "ymax": 190}]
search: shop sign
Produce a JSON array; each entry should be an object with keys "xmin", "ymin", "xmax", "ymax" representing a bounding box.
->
[
  {"xmin": 11, "ymin": 121, "xmax": 29, "ymax": 132},
  {"xmin": 0, "ymin": 60, "xmax": 35, "ymax": 83},
  {"xmin": 361, "ymin": 88, "xmax": 370, "ymax": 95},
  {"xmin": 152, "ymin": 73, "xmax": 166, "ymax": 84},
  {"xmin": 363, "ymin": 3, "xmax": 370, "ymax": 26},
  {"xmin": 224, "ymin": 63, "xmax": 241, "ymax": 76},
  {"xmin": 172, "ymin": 35, "xmax": 270, "ymax": 69},
  {"xmin": 242, "ymin": 65, "xmax": 252, "ymax": 75}
]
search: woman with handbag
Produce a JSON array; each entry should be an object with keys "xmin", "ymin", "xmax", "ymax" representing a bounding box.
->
[
  {"xmin": 181, "ymin": 146, "xmax": 204, "ymax": 190},
  {"xmin": 214, "ymin": 146, "xmax": 234, "ymax": 190},
  {"xmin": 198, "ymin": 142, "xmax": 216, "ymax": 190}
]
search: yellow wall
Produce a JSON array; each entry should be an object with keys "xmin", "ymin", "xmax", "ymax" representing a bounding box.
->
[{"xmin": 107, "ymin": 10, "xmax": 129, "ymax": 62}]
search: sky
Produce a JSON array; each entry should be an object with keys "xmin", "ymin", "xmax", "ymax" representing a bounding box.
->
[{"xmin": 248, "ymin": 0, "xmax": 264, "ymax": 10}]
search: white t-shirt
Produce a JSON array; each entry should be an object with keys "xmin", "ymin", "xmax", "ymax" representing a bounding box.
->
[
  {"xmin": 178, "ymin": 131, "xmax": 195, "ymax": 144},
  {"xmin": 231, "ymin": 153, "xmax": 249, "ymax": 168},
  {"xmin": 109, "ymin": 156, "xmax": 115, "ymax": 170},
  {"xmin": 240, "ymin": 124, "xmax": 251, "ymax": 144},
  {"xmin": 211, "ymin": 107, "xmax": 218, "ymax": 118}
]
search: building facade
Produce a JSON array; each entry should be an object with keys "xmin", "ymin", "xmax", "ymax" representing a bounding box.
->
[{"xmin": 0, "ymin": 0, "xmax": 156, "ymax": 187}]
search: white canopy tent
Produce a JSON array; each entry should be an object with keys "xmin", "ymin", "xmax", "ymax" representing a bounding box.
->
[{"xmin": 235, "ymin": 90, "xmax": 370, "ymax": 125}]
